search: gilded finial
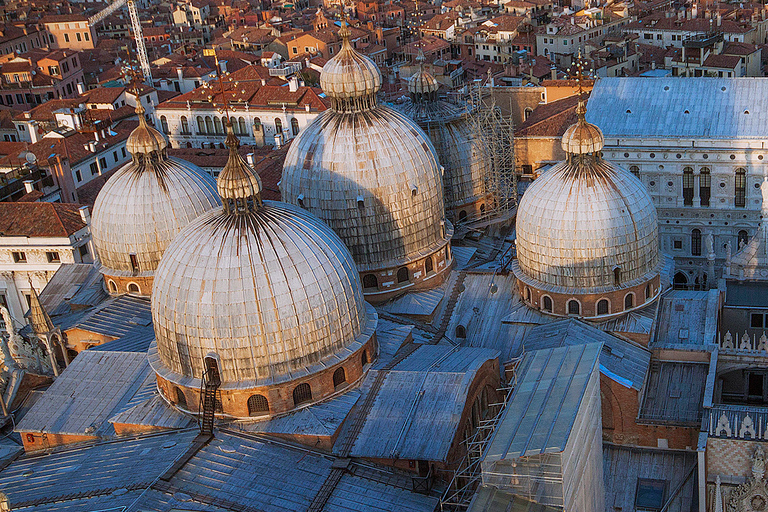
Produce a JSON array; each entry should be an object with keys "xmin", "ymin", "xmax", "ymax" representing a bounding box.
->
[{"xmin": 566, "ymin": 50, "xmax": 591, "ymax": 124}]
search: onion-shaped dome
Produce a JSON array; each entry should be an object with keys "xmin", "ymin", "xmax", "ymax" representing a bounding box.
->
[
  {"xmin": 150, "ymin": 121, "xmax": 376, "ymax": 392},
  {"xmin": 513, "ymin": 97, "xmax": 659, "ymax": 293},
  {"xmin": 91, "ymin": 106, "xmax": 220, "ymax": 289},
  {"xmin": 561, "ymin": 100, "xmax": 604, "ymax": 155},
  {"xmin": 282, "ymin": 23, "xmax": 450, "ymax": 282},
  {"xmin": 319, "ymin": 21, "xmax": 382, "ymax": 111},
  {"xmin": 408, "ymin": 50, "xmax": 439, "ymax": 99},
  {"xmin": 126, "ymin": 103, "xmax": 167, "ymax": 156},
  {"xmin": 218, "ymin": 122, "xmax": 262, "ymax": 207}
]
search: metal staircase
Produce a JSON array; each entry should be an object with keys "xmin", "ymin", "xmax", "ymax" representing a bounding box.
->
[{"xmin": 199, "ymin": 368, "xmax": 220, "ymax": 437}]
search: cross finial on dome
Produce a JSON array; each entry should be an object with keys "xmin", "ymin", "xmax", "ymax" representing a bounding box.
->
[
  {"xmin": 122, "ymin": 64, "xmax": 168, "ymax": 158},
  {"xmin": 339, "ymin": 17, "xmax": 351, "ymax": 43},
  {"xmin": 217, "ymin": 119, "xmax": 262, "ymax": 214}
]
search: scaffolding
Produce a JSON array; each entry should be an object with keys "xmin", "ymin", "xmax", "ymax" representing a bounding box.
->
[{"xmin": 439, "ymin": 356, "xmax": 524, "ymax": 511}]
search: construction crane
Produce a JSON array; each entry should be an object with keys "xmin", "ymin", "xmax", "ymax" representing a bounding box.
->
[{"xmin": 87, "ymin": 0, "xmax": 153, "ymax": 85}]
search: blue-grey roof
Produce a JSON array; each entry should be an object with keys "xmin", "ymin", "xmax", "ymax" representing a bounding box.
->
[
  {"xmin": 485, "ymin": 343, "xmax": 601, "ymax": 461},
  {"xmin": 345, "ymin": 345, "xmax": 499, "ymax": 461},
  {"xmin": 71, "ymin": 294, "xmax": 151, "ymax": 338},
  {"xmin": 725, "ymin": 281, "xmax": 768, "ymax": 307},
  {"xmin": 38, "ymin": 263, "xmax": 108, "ymax": 317},
  {"xmin": 524, "ymin": 319, "xmax": 651, "ymax": 391},
  {"xmin": 653, "ymin": 289, "xmax": 720, "ymax": 348},
  {"xmin": 638, "ymin": 361, "xmax": 708, "ymax": 425},
  {"xmin": 586, "ymin": 77, "xmax": 768, "ymax": 139},
  {"xmin": 90, "ymin": 324, "xmax": 155, "ymax": 353},
  {"xmin": 15, "ymin": 350, "xmax": 154, "ymax": 437}
]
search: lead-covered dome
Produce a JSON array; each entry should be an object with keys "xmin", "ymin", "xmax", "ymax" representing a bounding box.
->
[
  {"xmin": 319, "ymin": 21, "xmax": 381, "ymax": 105},
  {"xmin": 91, "ymin": 109, "xmax": 220, "ymax": 296},
  {"xmin": 282, "ymin": 23, "xmax": 452, "ymax": 302},
  {"xmin": 150, "ymin": 121, "xmax": 376, "ymax": 418}
]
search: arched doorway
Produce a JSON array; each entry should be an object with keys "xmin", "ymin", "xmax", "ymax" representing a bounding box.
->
[{"xmin": 673, "ymin": 272, "xmax": 688, "ymax": 290}]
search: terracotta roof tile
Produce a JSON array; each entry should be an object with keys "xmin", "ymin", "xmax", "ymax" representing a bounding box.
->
[{"xmin": 0, "ymin": 202, "xmax": 86, "ymax": 237}]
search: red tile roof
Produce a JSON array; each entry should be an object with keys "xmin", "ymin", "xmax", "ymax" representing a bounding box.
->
[{"xmin": 0, "ymin": 202, "xmax": 86, "ymax": 237}]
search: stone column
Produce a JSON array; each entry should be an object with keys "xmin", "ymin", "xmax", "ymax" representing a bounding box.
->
[{"xmin": 693, "ymin": 173, "xmax": 701, "ymax": 207}]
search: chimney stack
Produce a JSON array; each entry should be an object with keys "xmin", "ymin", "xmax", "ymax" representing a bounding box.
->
[
  {"xmin": 23, "ymin": 180, "xmax": 34, "ymax": 193},
  {"xmin": 79, "ymin": 206, "xmax": 91, "ymax": 225}
]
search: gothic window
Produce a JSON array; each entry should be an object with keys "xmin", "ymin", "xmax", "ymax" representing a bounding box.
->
[
  {"xmin": 291, "ymin": 118, "xmax": 299, "ymax": 135},
  {"xmin": 181, "ymin": 116, "xmax": 189, "ymax": 134},
  {"xmin": 691, "ymin": 229, "xmax": 702, "ymax": 256},
  {"xmin": 275, "ymin": 118, "xmax": 282, "ymax": 134}
]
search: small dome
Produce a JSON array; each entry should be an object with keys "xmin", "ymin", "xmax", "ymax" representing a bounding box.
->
[
  {"xmin": 217, "ymin": 120, "xmax": 262, "ymax": 206},
  {"xmin": 408, "ymin": 51, "xmax": 439, "ymax": 97},
  {"xmin": 126, "ymin": 103, "xmax": 167, "ymax": 155},
  {"xmin": 561, "ymin": 99, "xmax": 604, "ymax": 154},
  {"xmin": 319, "ymin": 22, "xmax": 381, "ymax": 105},
  {"xmin": 151, "ymin": 201, "xmax": 373, "ymax": 386}
]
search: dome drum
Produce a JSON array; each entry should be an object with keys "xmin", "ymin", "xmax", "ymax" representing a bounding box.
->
[{"xmin": 149, "ymin": 322, "xmax": 377, "ymax": 419}]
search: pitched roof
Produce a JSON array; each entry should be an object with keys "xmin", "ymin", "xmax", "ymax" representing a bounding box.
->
[
  {"xmin": 0, "ymin": 202, "xmax": 86, "ymax": 237},
  {"xmin": 515, "ymin": 94, "xmax": 580, "ymax": 137}
]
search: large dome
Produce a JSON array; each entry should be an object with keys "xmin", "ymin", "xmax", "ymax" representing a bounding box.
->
[
  {"xmin": 150, "ymin": 121, "xmax": 376, "ymax": 418},
  {"xmin": 282, "ymin": 24, "xmax": 451, "ymax": 302},
  {"xmin": 91, "ymin": 113, "xmax": 220, "ymax": 295}
]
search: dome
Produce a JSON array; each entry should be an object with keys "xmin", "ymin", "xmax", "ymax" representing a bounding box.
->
[
  {"xmin": 515, "ymin": 159, "xmax": 659, "ymax": 291},
  {"xmin": 408, "ymin": 51, "xmax": 439, "ymax": 97},
  {"xmin": 91, "ymin": 109, "xmax": 220, "ymax": 292},
  {"xmin": 218, "ymin": 121, "xmax": 263, "ymax": 204},
  {"xmin": 319, "ymin": 21, "xmax": 381, "ymax": 106},
  {"xmin": 561, "ymin": 100, "xmax": 604, "ymax": 154},
  {"xmin": 150, "ymin": 125, "xmax": 376, "ymax": 407},
  {"xmin": 282, "ymin": 107, "xmax": 448, "ymax": 271},
  {"xmin": 126, "ymin": 104, "xmax": 167, "ymax": 155}
]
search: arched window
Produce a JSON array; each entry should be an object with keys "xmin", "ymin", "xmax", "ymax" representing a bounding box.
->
[
  {"xmin": 458, "ymin": 210, "xmax": 468, "ymax": 222},
  {"xmin": 254, "ymin": 117, "xmax": 261, "ymax": 131},
  {"xmin": 567, "ymin": 299, "xmax": 580, "ymax": 316},
  {"xmin": 542, "ymin": 295, "xmax": 553, "ymax": 313},
  {"xmin": 645, "ymin": 284, "xmax": 652, "ymax": 300},
  {"xmin": 691, "ymin": 229, "xmax": 702, "ymax": 256},
  {"xmin": 333, "ymin": 367, "xmax": 346, "ymax": 388},
  {"xmin": 362, "ymin": 274, "xmax": 378, "ymax": 290},
  {"xmin": 480, "ymin": 203, "xmax": 486, "ymax": 214},
  {"xmin": 629, "ymin": 165, "xmax": 640, "ymax": 177},
  {"xmin": 181, "ymin": 115, "xmax": 189, "ymax": 134},
  {"xmin": 524, "ymin": 287, "xmax": 531, "ymax": 302},
  {"xmin": 425, "ymin": 256, "xmax": 433, "ymax": 274},
  {"xmin": 613, "ymin": 267, "xmax": 621, "ymax": 286},
  {"xmin": 682, "ymin": 167, "xmax": 694, "ymax": 206},
  {"xmin": 735, "ymin": 168, "xmax": 747, "ymax": 208},
  {"xmin": 456, "ymin": 325, "xmax": 467, "ymax": 338},
  {"xmin": 238, "ymin": 117, "xmax": 247, "ymax": 136},
  {"xmin": 524, "ymin": 107, "xmax": 533, "ymax": 120},
  {"xmin": 361, "ymin": 350, "xmax": 368, "ymax": 366},
  {"xmin": 160, "ymin": 115, "xmax": 168, "ymax": 134},
  {"xmin": 597, "ymin": 299, "xmax": 609, "ymax": 315},
  {"xmin": 175, "ymin": 387, "xmax": 187, "ymax": 408},
  {"xmin": 292, "ymin": 383, "xmax": 312, "ymax": 406},
  {"xmin": 738, "ymin": 230, "xmax": 749, "ymax": 247},
  {"xmin": 397, "ymin": 267, "xmax": 409, "ymax": 283},
  {"xmin": 127, "ymin": 282, "xmax": 140, "ymax": 294},
  {"xmin": 624, "ymin": 293, "xmax": 635, "ymax": 310},
  {"xmin": 700, "ymin": 168, "xmax": 711, "ymax": 206},
  {"xmin": 674, "ymin": 272, "xmax": 688, "ymax": 290},
  {"xmin": 214, "ymin": 116, "xmax": 223, "ymax": 134},
  {"xmin": 247, "ymin": 394, "xmax": 269, "ymax": 416},
  {"xmin": 291, "ymin": 118, "xmax": 299, "ymax": 135},
  {"xmin": 197, "ymin": 116, "xmax": 205, "ymax": 133},
  {"xmin": 205, "ymin": 116, "xmax": 213, "ymax": 133},
  {"xmin": 108, "ymin": 280, "xmax": 117, "ymax": 293},
  {"xmin": 275, "ymin": 118, "xmax": 282, "ymax": 134}
]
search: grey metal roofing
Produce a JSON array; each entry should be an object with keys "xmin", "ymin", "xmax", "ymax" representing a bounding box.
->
[
  {"xmin": 586, "ymin": 77, "xmax": 768, "ymax": 140},
  {"xmin": 0, "ymin": 429, "xmax": 198, "ymax": 510},
  {"xmin": 346, "ymin": 344, "xmax": 499, "ymax": 461},
  {"xmin": 468, "ymin": 486, "xmax": 560, "ymax": 512},
  {"xmin": 604, "ymin": 444, "xmax": 698, "ymax": 512},
  {"xmin": 638, "ymin": 361, "xmax": 708, "ymax": 425},
  {"xmin": 107, "ymin": 376, "xmax": 194, "ymax": 431},
  {"xmin": 725, "ymin": 281, "xmax": 768, "ymax": 307},
  {"xmin": 15, "ymin": 350, "xmax": 153, "ymax": 437},
  {"xmin": 485, "ymin": 343, "xmax": 601, "ymax": 461},
  {"xmin": 524, "ymin": 319, "xmax": 651, "ymax": 391},
  {"xmin": 136, "ymin": 431, "xmax": 439, "ymax": 512},
  {"xmin": 653, "ymin": 289, "xmax": 720, "ymax": 348},
  {"xmin": 38, "ymin": 263, "xmax": 108, "ymax": 317},
  {"xmin": 90, "ymin": 324, "xmax": 155, "ymax": 353},
  {"xmin": 70, "ymin": 294, "xmax": 152, "ymax": 337},
  {"xmin": 595, "ymin": 300, "xmax": 658, "ymax": 335}
]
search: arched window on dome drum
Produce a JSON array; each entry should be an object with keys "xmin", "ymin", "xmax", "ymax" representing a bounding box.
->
[
  {"xmin": 214, "ymin": 116, "xmax": 223, "ymax": 135},
  {"xmin": 738, "ymin": 230, "xmax": 749, "ymax": 248},
  {"xmin": 181, "ymin": 116, "xmax": 189, "ymax": 134},
  {"xmin": 397, "ymin": 267, "xmax": 409, "ymax": 283},
  {"xmin": 682, "ymin": 167, "xmax": 694, "ymax": 206},
  {"xmin": 160, "ymin": 115, "xmax": 168, "ymax": 134},
  {"xmin": 333, "ymin": 367, "xmax": 346, "ymax": 389},
  {"xmin": 363, "ymin": 274, "xmax": 378, "ymax": 290},
  {"xmin": 275, "ymin": 118, "xmax": 282, "ymax": 134},
  {"xmin": 108, "ymin": 280, "xmax": 117, "ymax": 293},
  {"xmin": 174, "ymin": 387, "xmax": 187, "ymax": 409},
  {"xmin": 425, "ymin": 256, "xmax": 434, "ymax": 274},
  {"xmin": 291, "ymin": 118, "xmax": 299, "ymax": 136},
  {"xmin": 645, "ymin": 284, "xmax": 652, "ymax": 300},
  {"xmin": 205, "ymin": 116, "xmax": 213, "ymax": 134},
  {"xmin": 459, "ymin": 210, "xmax": 468, "ymax": 222},
  {"xmin": 362, "ymin": 350, "xmax": 368, "ymax": 367},
  {"xmin": 542, "ymin": 296, "xmax": 553, "ymax": 313},
  {"xmin": 629, "ymin": 165, "xmax": 640, "ymax": 177},
  {"xmin": 127, "ymin": 282, "xmax": 140, "ymax": 294},
  {"xmin": 613, "ymin": 267, "xmax": 621, "ymax": 286},
  {"xmin": 624, "ymin": 293, "xmax": 635, "ymax": 310},
  {"xmin": 480, "ymin": 203, "xmax": 485, "ymax": 214},
  {"xmin": 238, "ymin": 117, "xmax": 247, "ymax": 136},
  {"xmin": 735, "ymin": 168, "xmax": 747, "ymax": 208},
  {"xmin": 691, "ymin": 229, "xmax": 702, "ymax": 256},
  {"xmin": 247, "ymin": 394, "xmax": 269, "ymax": 416},
  {"xmin": 567, "ymin": 300, "xmax": 580, "ymax": 316},
  {"xmin": 293, "ymin": 383, "xmax": 312, "ymax": 406},
  {"xmin": 700, "ymin": 168, "xmax": 711, "ymax": 206},
  {"xmin": 197, "ymin": 116, "xmax": 205, "ymax": 134},
  {"xmin": 524, "ymin": 287, "xmax": 531, "ymax": 302},
  {"xmin": 597, "ymin": 299, "xmax": 609, "ymax": 316}
]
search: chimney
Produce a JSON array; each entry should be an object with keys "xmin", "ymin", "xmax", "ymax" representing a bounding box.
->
[
  {"xmin": 274, "ymin": 133, "xmax": 282, "ymax": 148},
  {"xmin": 23, "ymin": 180, "xmax": 34, "ymax": 193},
  {"xmin": 570, "ymin": 16, "xmax": 575, "ymax": 24},
  {"xmin": 717, "ymin": 13, "xmax": 722, "ymax": 25},
  {"xmin": 288, "ymin": 75, "xmax": 299, "ymax": 92},
  {"xmin": 176, "ymin": 67, "xmax": 184, "ymax": 83},
  {"xmin": 686, "ymin": 9, "xmax": 691, "ymax": 19},
  {"xmin": 305, "ymin": 103, "xmax": 310, "ymax": 112},
  {"xmin": 76, "ymin": 81, "xmax": 84, "ymax": 95},
  {"xmin": 78, "ymin": 205, "xmax": 90, "ymax": 225},
  {"xmin": 246, "ymin": 153, "xmax": 254, "ymax": 165},
  {"xmin": 219, "ymin": 59, "xmax": 227, "ymax": 74},
  {"xmin": 550, "ymin": 66, "xmax": 557, "ymax": 80}
]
